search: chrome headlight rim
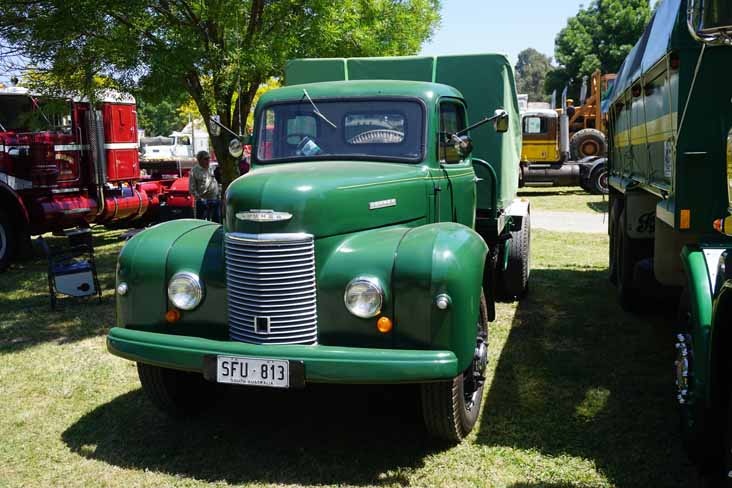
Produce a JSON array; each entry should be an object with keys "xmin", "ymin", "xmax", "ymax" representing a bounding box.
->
[
  {"xmin": 344, "ymin": 276, "xmax": 384, "ymax": 319},
  {"xmin": 167, "ymin": 271, "xmax": 204, "ymax": 311}
]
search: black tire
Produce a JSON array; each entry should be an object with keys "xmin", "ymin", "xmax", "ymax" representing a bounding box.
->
[
  {"xmin": 615, "ymin": 210, "xmax": 641, "ymax": 312},
  {"xmin": 500, "ymin": 213, "xmax": 531, "ymax": 300},
  {"xmin": 589, "ymin": 165, "xmax": 609, "ymax": 195},
  {"xmin": 570, "ymin": 128, "xmax": 607, "ymax": 160},
  {"xmin": 608, "ymin": 197, "xmax": 622, "ymax": 285},
  {"xmin": 137, "ymin": 362, "xmax": 218, "ymax": 417},
  {"xmin": 0, "ymin": 209, "xmax": 16, "ymax": 272},
  {"xmin": 421, "ymin": 292, "xmax": 489, "ymax": 442}
]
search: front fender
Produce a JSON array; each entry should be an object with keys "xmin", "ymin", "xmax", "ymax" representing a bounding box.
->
[
  {"xmin": 393, "ymin": 223, "xmax": 488, "ymax": 372},
  {"xmin": 680, "ymin": 246, "xmax": 716, "ymax": 405},
  {"xmin": 116, "ymin": 219, "xmax": 223, "ymax": 335}
]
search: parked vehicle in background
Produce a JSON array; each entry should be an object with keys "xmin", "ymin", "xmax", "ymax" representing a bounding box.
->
[
  {"xmin": 0, "ymin": 87, "xmax": 190, "ymax": 270},
  {"xmin": 607, "ymin": 0, "xmax": 732, "ymax": 480},
  {"xmin": 519, "ymin": 70, "xmax": 615, "ymax": 194},
  {"xmin": 108, "ymin": 54, "xmax": 531, "ymax": 442}
]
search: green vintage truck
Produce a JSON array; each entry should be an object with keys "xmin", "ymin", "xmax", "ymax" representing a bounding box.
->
[
  {"xmin": 607, "ymin": 0, "xmax": 732, "ymax": 477},
  {"xmin": 109, "ymin": 54, "xmax": 530, "ymax": 441}
]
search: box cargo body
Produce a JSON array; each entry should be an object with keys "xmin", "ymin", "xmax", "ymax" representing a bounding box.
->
[
  {"xmin": 607, "ymin": 0, "xmax": 732, "ymax": 234},
  {"xmin": 285, "ymin": 54, "xmax": 522, "ymax": 214}
]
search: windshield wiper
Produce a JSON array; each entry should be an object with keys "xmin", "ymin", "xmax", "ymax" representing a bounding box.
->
[{"xmin": 302, "ymin": 89, "xmax": 337, "ymax": 129}]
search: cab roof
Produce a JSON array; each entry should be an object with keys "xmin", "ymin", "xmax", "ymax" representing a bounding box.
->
[{"xmin": 257, "ymin": 80, "xmax": 464, "ymax": 107}]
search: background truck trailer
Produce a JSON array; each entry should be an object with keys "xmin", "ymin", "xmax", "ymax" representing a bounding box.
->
[
  {"xmin": 285, "ymin": 54, "xmax": 531, "ymax": 299},
  {"xmin": 0, "ymin": 88, "xmax": 191, "ymax": 270},
  {"xmin": 606, "ymin": 0, "xmax": 732, "ymax": 479}
]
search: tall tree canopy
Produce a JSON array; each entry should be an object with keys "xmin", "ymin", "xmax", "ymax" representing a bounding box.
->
[
  {"xmin": 0, "ymin": 0, "xmax": 441, "ymax": 184},
  {"xmin": 514, "ymin": 48, "xmax": 552, "ymax": 103},
  {"xmin": 546, "ymin": 0, "xmax": 651, "ymax": 97}
]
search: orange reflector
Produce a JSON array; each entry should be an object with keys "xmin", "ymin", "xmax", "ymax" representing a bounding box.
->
[
  {"xmin": 377, "ymin": 316, "xmax": 393, "ymax": 333},
  {"xmin": 680, "ymin": 209, "xmax": 691, "ymax": 230},
  {"xmin": 165, "ymin": 309, "xmax": 181, "ymax": 323}
]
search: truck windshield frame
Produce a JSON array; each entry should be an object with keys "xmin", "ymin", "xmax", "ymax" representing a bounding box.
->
[{"xmin": 254, "ymin": 96, "xmax": 427, "ymax": 165}]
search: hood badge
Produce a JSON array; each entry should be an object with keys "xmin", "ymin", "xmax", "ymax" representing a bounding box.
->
[
  {"xmin": 369, "ymin": 198, "xmax": 397, "ymax": 210},
  {"xmin": 236, "ymin": 209, "xmax": 293, "ymax": 222}
]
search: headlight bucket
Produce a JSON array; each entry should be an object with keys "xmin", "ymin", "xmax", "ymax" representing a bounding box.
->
[
  {"xmin": 167, "ymin": 272, "xmax": 204, "ymax": 311},
  {"xmin": 344, "ymin": 277, "xmax": 384, "ymax": 318}
]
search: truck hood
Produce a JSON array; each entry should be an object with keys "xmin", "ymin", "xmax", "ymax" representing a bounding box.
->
[{"xmin": 224, "ymin": 161, "xmax": 430, "ymax": 237}]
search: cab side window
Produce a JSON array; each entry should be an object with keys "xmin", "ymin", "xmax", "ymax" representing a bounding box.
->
[
  {"xmin": 439, "ymin": 102, "xmax": 466, "ymax": 163},
  {"xmin": 523, "ymin": 116, "xmax": 547, "ymax": 135}
]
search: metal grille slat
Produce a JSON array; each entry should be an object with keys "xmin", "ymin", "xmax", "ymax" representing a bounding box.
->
[{"xmin": 225, "ymin": 232, "xmax": 318, "ymax": 345}]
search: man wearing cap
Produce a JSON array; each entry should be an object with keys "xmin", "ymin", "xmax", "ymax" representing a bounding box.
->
[{"xmin": 189, "ymin": 150, "xmax": 221, "ymax": 222}]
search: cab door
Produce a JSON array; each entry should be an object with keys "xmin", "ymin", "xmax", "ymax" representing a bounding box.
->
[{"xmin": 431, "ymin": 98, "xmax": 476, "ymax": 227}]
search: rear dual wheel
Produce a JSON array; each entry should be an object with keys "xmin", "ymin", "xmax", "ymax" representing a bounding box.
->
[
  {"xmin": 499, "ymin": 213, "xmax": 531, "ymax": 300},
  {"xmin": 421, "ymin": 291, "xmax": 489, "ymax": 442}
]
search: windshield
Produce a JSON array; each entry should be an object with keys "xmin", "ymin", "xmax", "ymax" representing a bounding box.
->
[
  {"xmin": 0, "ymin": 95, "xmax": 71, "ymax": 133},
  {"xmin": 256, "ymin": 98, "xmax": 425, "ymax": 163}
]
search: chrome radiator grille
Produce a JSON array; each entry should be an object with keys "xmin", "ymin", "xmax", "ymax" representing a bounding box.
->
[{"xmin": 224, "ymin": 233, "xmax": 317, "ymax": 345}]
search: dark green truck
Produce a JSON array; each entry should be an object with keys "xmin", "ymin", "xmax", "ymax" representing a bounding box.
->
[
  {"xmin": 607, "ymin": 0, "xmax": 732, "ymax": 479},
  {"xmin": 109, "ymin": 54, "xmax": 530, "ymax": 441}
]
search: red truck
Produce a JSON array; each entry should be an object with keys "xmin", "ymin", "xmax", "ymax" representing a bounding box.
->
[{"xmin": 0, "ymin": 87, "xmax": 193, "ymax": 270}]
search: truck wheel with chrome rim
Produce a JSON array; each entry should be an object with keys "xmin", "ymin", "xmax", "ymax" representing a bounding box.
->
[
  {"xmin": 0, "ymin": 209, "xmax": 15, "ymax": 272},
  {"xmin": 421, "ymin": 291, "xmax": 488, "ymax": 442},
  {"xmin": 137, "ymin": 362, "xmax": 217, "ymax": 417}
]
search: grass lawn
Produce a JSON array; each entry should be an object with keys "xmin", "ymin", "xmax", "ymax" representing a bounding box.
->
[
  {"xmin": 0, "ymin": 220, "xmax": 694, "ymax": 486},
  {"xmin": 519, "ymin": 186, "xmax": 609, "ymax": 214}
]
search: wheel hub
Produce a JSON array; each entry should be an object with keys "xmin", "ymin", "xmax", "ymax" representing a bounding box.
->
[
  {"xmin": 582, "ymin": 141, "xmax": 599, "ymax": 156},
  {"xmin": 675, "ymin": 333, "xmax": 692, "ymax": 404},
  {"xmin": 463, "ymin": 335, "xmax": 488, "ymax": 411}
]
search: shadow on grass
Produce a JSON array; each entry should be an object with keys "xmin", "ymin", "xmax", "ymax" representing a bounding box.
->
[
  {"xmin": 587, "ymin": 201, "xmax": 609, "ymax": 213},
  {"xmin": 478, "ymin": 268, "xmax": 694, "ymax": 487},
  {"xmin": 63, "ymin": 384, "xmax": 437, "ymax": 486},
  {"xmin": 0, "ymin": 228, "xmax": 122, "ymax": 354}
]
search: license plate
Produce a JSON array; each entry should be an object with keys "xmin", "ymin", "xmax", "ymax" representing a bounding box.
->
[{"xmin": 216, "ymin": 356, "xmax": 289, "ymax": 388}]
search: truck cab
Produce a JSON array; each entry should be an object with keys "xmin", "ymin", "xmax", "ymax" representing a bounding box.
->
[{"xmin": 109, "ymin": 54, "xmax": 530, "ymax": 442}]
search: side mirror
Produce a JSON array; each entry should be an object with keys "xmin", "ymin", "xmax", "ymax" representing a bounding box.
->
[
  {"xmin": 228, "ymin": 134, "xmax": 252, "ymax": 159},
  {"xmin": 228, "ymin": 139, "xmax": 244, "ymax": 159},
  {"xmin": 492, "ymin": 109, "xmax": 509, "ymax": 133},
  {"xmin": 209, "ymin": 115, "xmax": 222, "ymax": 137}
]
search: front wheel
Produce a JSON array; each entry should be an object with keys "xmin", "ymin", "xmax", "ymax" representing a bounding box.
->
[
  {"xmin": 589, "ymin": 166, "xmax": 609, "ymax": 195},
  {"xmin": 137, "ymin": 362, "xmax": 218, "ymax": 417},
  {"xmin": 421, "ymin": 292, "xmax": 488, "ymax": 442}
]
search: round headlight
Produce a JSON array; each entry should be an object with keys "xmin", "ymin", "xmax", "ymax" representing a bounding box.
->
[
  {"xmin": 344, "ymin": 277, "xmax": 383, "ymax": 318},
  {"xmin": 167, "ymin": 272, "xmax": 204, "ymax": 311}
]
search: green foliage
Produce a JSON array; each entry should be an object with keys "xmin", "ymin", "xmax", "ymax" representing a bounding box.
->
[
  {"xmin": 0, "ymin": 0, "xmax": 440, "ymax": 184},
  {"xmin": 515, "ymin": 48, "xmax": 552, "ymax": 103},
  {"xmin": 546, "ymin": 0, "xmax": 652, "ymax": 97},
  {"xmin": 137, "ymin": 94, "xmax": 189, "ymax": 137}
]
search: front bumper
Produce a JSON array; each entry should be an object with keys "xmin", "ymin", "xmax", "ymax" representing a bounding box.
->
[{"xmin": 107, "ymin": 327, "xmax": 458, "ymax": 384}]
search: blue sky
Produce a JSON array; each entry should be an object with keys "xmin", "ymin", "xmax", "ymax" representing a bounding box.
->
[{"xmin": 420, "ymin": 0, "xmax": 589, "ymax": 65}]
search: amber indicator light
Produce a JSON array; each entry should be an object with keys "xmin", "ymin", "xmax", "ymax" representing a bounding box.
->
[
  {"xmin": 680, "ymin": 209, "xmax": 691, "ymax": 230},
  {"xmin": 377, "ymin": 316, "xmax": 393, "ymax": 333},
  {"xmin": 165, "ymin": 309, "xmax": 181, "ymax": 323}
]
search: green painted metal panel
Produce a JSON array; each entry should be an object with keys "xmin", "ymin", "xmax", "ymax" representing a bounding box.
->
[
  {"xmin": 284, "ymin": 58, "xmax": 347, "ymax": 85},
  {"xmin": 107, "ymin": 327, "xmax": 459, "ymax": 383}
]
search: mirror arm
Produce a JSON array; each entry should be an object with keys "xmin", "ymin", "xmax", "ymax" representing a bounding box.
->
[
  {"xmin": 455, "ymin": 112, "xmax": 503, "ymax": 137},
  {"xmin": 209, "ymin": 116, "xmax": 241, "ymax": 138}
]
